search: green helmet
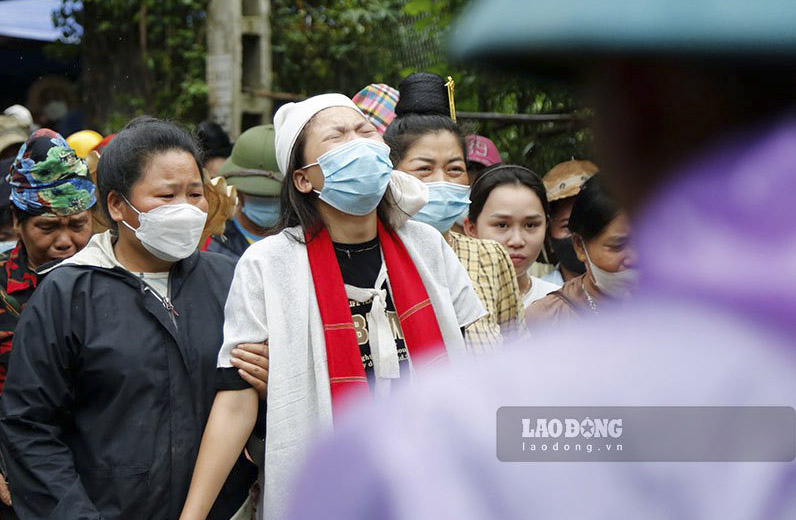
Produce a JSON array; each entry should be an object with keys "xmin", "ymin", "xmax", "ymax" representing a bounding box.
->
[{"xmin": 218, "ymin": 124, "xmax": 283, "ymax": 196}]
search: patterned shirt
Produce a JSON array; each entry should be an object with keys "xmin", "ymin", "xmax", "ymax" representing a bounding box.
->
[
  {"xmin": 0, "ymin": 242, "xmax": 38, "ymax": 394},
  {"xmin": 447, "ymin": 232, "xmax": 524, "ymax": 354}
]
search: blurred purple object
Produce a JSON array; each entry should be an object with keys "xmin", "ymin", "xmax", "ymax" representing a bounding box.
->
[{"xmin": 638, "ymin": 116, "xmax": 796, "ymax": 334}]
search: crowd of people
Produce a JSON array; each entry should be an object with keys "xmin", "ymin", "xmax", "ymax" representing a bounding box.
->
[
  {"xmin": 1, "ymin": 0, "xmax": 794, "ymax": 515},
  {"xmin": 0, "ymin": 68, "xmax": 638, "ymax": 519}
]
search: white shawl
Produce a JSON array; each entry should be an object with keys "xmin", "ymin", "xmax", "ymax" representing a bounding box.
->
[{"xmin": 217, "ymin": 220, "xmax": 485, "ymax": 520}]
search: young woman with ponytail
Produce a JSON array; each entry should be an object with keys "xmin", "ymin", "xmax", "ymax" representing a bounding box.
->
[{"xmin": 179, "ymin": 94, "xmax": 485, "ymax": 520}]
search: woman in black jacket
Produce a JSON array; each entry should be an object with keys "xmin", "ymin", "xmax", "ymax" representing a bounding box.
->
[{"xmin": 0, "ymin": 118, "xmax": 267, "ymax": 519}]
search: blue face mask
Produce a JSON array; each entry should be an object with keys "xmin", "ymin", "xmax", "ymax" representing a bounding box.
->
[
  {"xmin": 412, "ymin": 182, "xmax": 471, "ymax": 233},
  {"xmin": 303, "ymin": 138, "xmax": 393, "ymax": 216},
  {"xmin": 0, "ymin": 240, "xmax": 17, "ymax": 253},
  {"xmin": 241, "ymin": 195, "xmax": 280, "ymax": 228}
]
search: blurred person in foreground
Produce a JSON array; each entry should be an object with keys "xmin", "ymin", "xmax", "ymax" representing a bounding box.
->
[{"xmin": 285, "ymin": 0, "xmax": 796, "ymax": 518}]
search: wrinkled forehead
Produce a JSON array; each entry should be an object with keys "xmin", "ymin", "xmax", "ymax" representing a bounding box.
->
[
  {"xmin": 28, "ymin": 210, "xmax": 90, "ymax": 224},
  {"xmin": 307, "ymin": 106, "xmax": 370, "ymax": 134}
]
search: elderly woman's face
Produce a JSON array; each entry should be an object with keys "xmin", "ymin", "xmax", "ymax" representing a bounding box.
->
[
  {"xmin": 299, "ymin": 107, "xmax": 382, "ymax": 190},
  {"xmin": 16, "ymin": 211, "xmax": 92, "ymax": 268}
]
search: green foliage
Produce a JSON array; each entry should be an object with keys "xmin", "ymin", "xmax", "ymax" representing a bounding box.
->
[
  {"xmin": 52, "ymin": 0, "xmax": 590, "ymax": 170},
  {"xmin": 53, "ymin": 0, "xmax": 209, "ymax": 132},
  {"xmin": 396, "ymin": 0, "xmax": 592, "ymax": 174},
  {"xmin": 271, "ymin": 0, "xmax": 407, "ymax": 96},
  {"xmin": 272, "ymin": 0, "xmax": 591, "ymax": 174}
]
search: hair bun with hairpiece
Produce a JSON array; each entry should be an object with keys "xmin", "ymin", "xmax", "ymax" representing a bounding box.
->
[{"xmin": 395, "ymin": 72, "xmax": 450, "ymax": 118}]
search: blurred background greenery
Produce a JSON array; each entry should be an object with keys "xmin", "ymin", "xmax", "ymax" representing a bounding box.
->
[{"xmin": 51, "ymin": 0, "xmax": 592, "ymax": 174}]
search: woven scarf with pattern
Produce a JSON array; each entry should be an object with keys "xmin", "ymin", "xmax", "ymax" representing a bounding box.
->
[{"xmin": 306, "ymin": 219, "xmax": 447, "ymax": 418}]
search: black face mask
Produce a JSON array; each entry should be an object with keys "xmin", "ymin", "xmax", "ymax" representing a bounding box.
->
[{"xmin": 551, "ymin": 236, "xmax": 586, "ymax": 275}]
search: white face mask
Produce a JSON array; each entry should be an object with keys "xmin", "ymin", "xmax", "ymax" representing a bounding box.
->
[
  {"xmin": 583, "ymin": 246, "xmax": 638, "ymax": 299},
  {"xmin": 122, "ymin": 197, "xmax": 208, "ymax": 263}
]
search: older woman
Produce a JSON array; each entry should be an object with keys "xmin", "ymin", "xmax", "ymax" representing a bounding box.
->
[
  {"xmin": 0, "ymin": 128, "xmax": 95, "ymax": 518},
  {"xmin": 0, "ymin": 118, "xmax": 268, "ymax": 519},
  {"xmin": 0, "ymin": 129, "xmax": 95, "ymax": 396},
  {"xmin": 526, "ymin": 175, "xmax": 637, "ymax": 324}
]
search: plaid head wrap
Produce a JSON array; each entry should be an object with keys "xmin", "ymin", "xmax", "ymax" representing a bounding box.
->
[
  {"xmin": 352, "ymin": 83, "xmax": 399, "ymax": 134},
  {"xmin": 8, "ymin": 128, "xmax": 97, "ymax": 216}
]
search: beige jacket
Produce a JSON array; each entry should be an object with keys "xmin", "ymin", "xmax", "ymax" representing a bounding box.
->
[{"xmin": 525, "ymin": 273, "xmax": 589, "ymax": 326}]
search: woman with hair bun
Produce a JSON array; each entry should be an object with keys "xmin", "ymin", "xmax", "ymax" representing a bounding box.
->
[{"xmin": 384, "ymin": 72, "xmax": 525, "ymax": 353}]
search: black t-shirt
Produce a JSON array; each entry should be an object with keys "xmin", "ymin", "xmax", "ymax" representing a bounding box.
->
[
  {"xmin": 333, "ymin": 237, "xmax": 410, "ymax": 391},
  {"xmin": 215, "ymin": 237, "xmax": 412, "ymax": 398}
]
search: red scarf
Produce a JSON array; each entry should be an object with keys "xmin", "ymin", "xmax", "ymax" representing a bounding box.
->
[{"xmin": 306, "ymin": 220, "xmax": 447, "ymax": 417}]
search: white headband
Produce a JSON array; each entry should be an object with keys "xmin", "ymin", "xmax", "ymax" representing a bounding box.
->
[{"xmin": 273, "ymin": 93, "xmax": 365, "ymax": 176}]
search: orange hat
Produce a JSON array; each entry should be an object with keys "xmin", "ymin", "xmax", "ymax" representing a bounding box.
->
[{"xmin": 543, "ymin": 159, "xmax": 598, "ymax": 202}]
